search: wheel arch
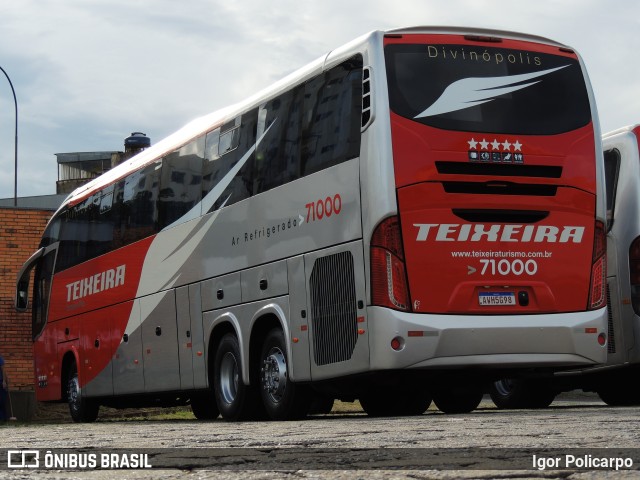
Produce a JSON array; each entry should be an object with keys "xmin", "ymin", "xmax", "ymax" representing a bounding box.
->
[{"xmin": 205, "ymin": 313, "xmax": 241, "ymax": 390}]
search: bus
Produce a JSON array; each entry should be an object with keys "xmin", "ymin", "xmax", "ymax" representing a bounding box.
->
[{"xmin": 16, "ymin": 26, "xmax": 608, "ymax": 422}]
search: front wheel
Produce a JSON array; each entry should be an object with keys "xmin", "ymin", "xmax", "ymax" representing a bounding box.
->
[
  {"xmin": 259, "ymin": 328, "xmax": 311, "ymax": 420},
  {"xmin": 67, "ymin": 362, "xmax": 99, "ymax": 423}
]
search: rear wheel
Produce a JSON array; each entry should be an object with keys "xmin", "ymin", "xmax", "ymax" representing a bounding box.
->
[
  {"xmin": 433, "ymin": 388, "xmax": 482, "ymax": 414},
  {"xmin": 259, "ymin": 328, "xmax": 311, "ymax": 420},
  {"xmin": 597, "ymin": 386, "xmax": 640, "ymax": 406},
  {"xmin": 213, "ymin": 333, "xmax": 263, "ymax": 421},
  {"xmin": 490, "ymin": 379, "xmax": 556, "ymax": 409},
  {"xmin": 67, "ymin": 362, "xmax": 99, "ymax": 423}
]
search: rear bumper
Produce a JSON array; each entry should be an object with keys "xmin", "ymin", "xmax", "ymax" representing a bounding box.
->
[{"xmin": 367, "ymin": 306, "xmax": 608, "ymax": 370}]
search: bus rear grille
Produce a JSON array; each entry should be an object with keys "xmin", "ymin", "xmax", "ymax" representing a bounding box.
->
[
  {"xmin": 606, "ymin": 284, "xmax": 616, "ymax": 354},
  {"xmin": 310, "ymin": 251, "xmax": 358, "ymax": 366},
  {"xmin": 436, "ymin": 161, "xmax": 562, "ymax": 178}
]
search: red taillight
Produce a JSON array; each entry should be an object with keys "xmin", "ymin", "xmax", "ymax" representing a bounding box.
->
[
  {"xmin": 588, "ymin": 220, "xmax": 607, "ymax": 310},
  {"xmin": 371, "ymin": 216, "xmax": 411, "ymax": 311},
  {"xmin": 629, "ymin": 237, "xmax": 640, "ymax": 314}
]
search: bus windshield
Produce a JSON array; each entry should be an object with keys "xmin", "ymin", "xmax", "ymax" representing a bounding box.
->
[{"xmin": 385, "ymin": 43, "xmax": 591, "ymax": 135}]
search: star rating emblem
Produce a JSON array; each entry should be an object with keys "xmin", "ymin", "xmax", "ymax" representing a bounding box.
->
[
  {"xmin": 468, "ymin": 138, "xmax": 478, "ymax": 149},
  {"xmin": 491, "ymin": 139, "xmax": 500, "ymax": 150},
  {"xmin": 479, "ymin": 139, "xmax": 489, "ymax": 150},
  {"xmin": 513, "ymin": 140, "xmax": 522, "ymax": 151},
  {"xmin": 502, "ymin": 140, "xmax": 512, "ymax": 151}
]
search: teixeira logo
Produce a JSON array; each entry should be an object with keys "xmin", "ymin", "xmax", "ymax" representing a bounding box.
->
[{"xmin": 413, "ymin": 223, "xmax": 585, "ymax": 243}]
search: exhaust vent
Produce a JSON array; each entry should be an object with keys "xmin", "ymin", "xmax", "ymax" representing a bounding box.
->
[{"xmin": 361, "ymin": 67, "xmax": 373, "ymax": 130}]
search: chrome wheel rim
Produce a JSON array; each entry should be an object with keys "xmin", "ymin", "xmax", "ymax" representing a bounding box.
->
[
  {"xmin": 219, "ymin": 352, "xmax": 239, "ymax": 405},
  {"xmin": 261, "ymin": 347, "xmax": 287, "ymax": 404}
]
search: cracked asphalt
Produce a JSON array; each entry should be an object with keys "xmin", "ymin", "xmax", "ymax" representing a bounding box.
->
[{"xmin": 1, "ymin": 394, "xmax": 639, "ymax": 479}]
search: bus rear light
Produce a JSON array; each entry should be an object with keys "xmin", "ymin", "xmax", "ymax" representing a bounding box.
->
[
  {"xmin": 629, "ymin": 236, "xmax": 640, "ymax": 315},
  {"xmin": 588, "ymin": 220, "xmax": 606, "ymax": 310},
  {"xmin": 371, "ymin": 216, "xmax": 411, "ymax": 311}
]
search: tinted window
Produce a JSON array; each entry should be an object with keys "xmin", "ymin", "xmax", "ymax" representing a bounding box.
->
[
  {"xmin": 385, "ymin": 44, "xmax": 591, "ymax": 135},
  {"xmin": 121, "ymin": 161, "xmax": 160, "ymax": 244},
  {"xmin": 302, "ymin": 56, "xmax": 363, "ymax": 175},
  {"xmin": 205, "ymin": 110, "xmax": 258, "ymax": 213},
  {"xmin": 32, "ymin": 250, "xmax": 55, "ymax": 339},
  {"xmin": 158, "ymin": 136, "xmax": 204, "ymax": 228},
  {"xmin": 255, "ymin": 86, "xmax": 305, "ymax": 194}
]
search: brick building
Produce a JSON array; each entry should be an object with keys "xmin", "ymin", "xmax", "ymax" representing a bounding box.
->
[{"xmin": 0, "ymin": 197, "xmax": 64, "ymax": 390}]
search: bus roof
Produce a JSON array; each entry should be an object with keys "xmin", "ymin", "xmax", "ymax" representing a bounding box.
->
[{"xmin": 59, "ymin": 25, "xmax": 575, "ymax": 212}]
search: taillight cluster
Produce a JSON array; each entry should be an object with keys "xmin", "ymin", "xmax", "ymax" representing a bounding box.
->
[
  {"xmin": 370, "ymin": 216, "xmax": 411, "ymax": 311},
  {"xmin": 629, "ymin": 236, "xmax": 640, "ymax": 315},
  {"xmin": 588, "ymin": 220, "xmax": 607, "ymax": 310}
]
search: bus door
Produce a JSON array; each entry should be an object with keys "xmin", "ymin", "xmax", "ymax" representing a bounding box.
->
[
  {"xmin": 175, "ymin": 284, "xmax": 207, "ymax": 390},
  {"xmin": 305, "ymin": 242, "xmax": 369, "ymax": 381},
  {"xmin": 16, "ymin": 245, "xmax": 61, "ymax": 401}
]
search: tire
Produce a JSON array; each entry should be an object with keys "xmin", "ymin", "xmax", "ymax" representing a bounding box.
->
[
  {"xmin": 597, "ymin": 386, "xmax": 640, "ymax": 406},
  {"xmin": 213, "ymin": 333, "xmax": 263, "ymax": 421},
  {"xmin": 490, "ymin": 379, "xmax": 556, "ymax": 409},
  {"xmin": 360, "ymin": 389, "xmax": 432, "ymax": 417},
  {"xmin": 259, "ymin": 328, "xmax": 311, "ymax": 420},
  {"xmin": 433, "ymin": 388, "xmax": 482, "ymax": 414},
  {"xmin": 190, "ymin": 392, "xmax": 220, "ymax": 420},
  {"xmin": 67, "ymin": 362, "xmax": 99, "ymax": 423}
]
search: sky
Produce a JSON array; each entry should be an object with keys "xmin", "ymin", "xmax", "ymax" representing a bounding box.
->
[{"xmin": 0, "ymin": 0, "xmax": 638, "ymax": 198}]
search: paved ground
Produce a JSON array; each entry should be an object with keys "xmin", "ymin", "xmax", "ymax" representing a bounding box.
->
[{"xmin": 1, "ymin": 394, "xmax": 639, "ymax": 479}]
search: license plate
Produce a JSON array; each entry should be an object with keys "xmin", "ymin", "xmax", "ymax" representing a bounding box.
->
[{"xmin": 478, "ymin": 292, "xmax": 516, "ymax": 306}]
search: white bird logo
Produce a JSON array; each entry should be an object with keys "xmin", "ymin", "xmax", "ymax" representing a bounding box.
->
[{"xmin": 414, "ymin": 65, "xmax": 569, "ymax": 118}]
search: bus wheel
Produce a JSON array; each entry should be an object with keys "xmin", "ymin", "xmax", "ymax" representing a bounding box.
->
[
  {"xmin": 433, "ymin": 388, "xmax": 482, "ymax": 414},
  {"xmin": 67, "ymin": 362, "xmax": 99, "ymax": 423},
  {"xmin": 490, "ymin": 379, "xmax": 556, "ymax": 409},
  {"xmin": 597, "ymin": 386, "xmax": 640, "ymax": 406},
  {"xmin": 190, "ymin": 392, "xmax": 219, "ymax": 420},
  {"xmin": 259, "ymin": 328, "xmax": 311, "ymax": 420},
  {"xmin": 213, "ymin": 333, "xmax": 263, "ymax": 421},
  {"xmin": 360, "ymin": 389, "xmax": 431, "ymax": 417}
]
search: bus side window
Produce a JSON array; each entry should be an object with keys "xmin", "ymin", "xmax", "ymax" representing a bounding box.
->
[
  {"xmin": 202, "ymin": 127, "xmax": 221, "ymax": 200},
  {"xmin": 302, "ymin": 55, "xmax": 363, "ymax": 176},
  {"xmin": 32, "ymin": 250, "xmax": 55, "ymax": 340},
  {"xmin": 158, "ymin": 135, "xmax": 204, "ymax": 228},
  {"xmin": 255, "ymin": 86, "xmax": 304, "ymax": 194},
  {"xmin": 604, "ymin": 148, "xmax": 621, "ymax": 231},
  {"xmin": 210, "ymin": 109, "xmax": 258, "ymax": 211},
  {"xmin": 122, "ymin": 161, "xmax": 161, "ymax": 244}
]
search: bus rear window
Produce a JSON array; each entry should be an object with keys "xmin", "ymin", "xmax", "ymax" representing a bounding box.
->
[{"xmin": 385, "ymin": 43, "xmax": 591, "ymax": 135}]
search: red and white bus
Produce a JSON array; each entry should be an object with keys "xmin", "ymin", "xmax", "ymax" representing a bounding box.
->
[{"xmin": 16, "ymin": 26, "xmax": 608, "ymax": 422}]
